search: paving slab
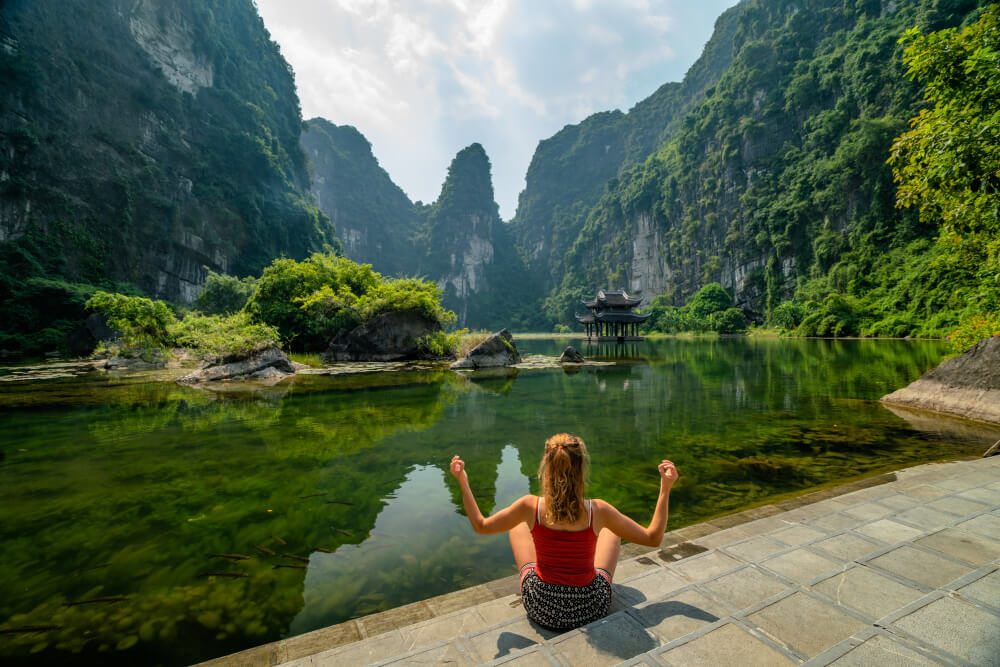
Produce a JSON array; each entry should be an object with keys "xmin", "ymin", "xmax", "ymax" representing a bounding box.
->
[
  {"xmin": 954, "ymin": 512, "xmax": 1000, "ymax": 540},
  {"xmin": 914, "ymin": 527, "xmax": 1000, "ymax": 566},
  {"xmin": 482, "ymin": 645, "xmax": 562, "ymax": 666},
  {"xmin": 866, "ymin": 545, "xmax": 974, "ymax": 589},
  {"xmin": 956, "ymin": 569, "xmax": 1000, "ymax": 610},
  {"xmin": 424, "ymin": 584, "xmax": 496, "ymax": 616},
  {"xmin": 893, "ymin": 506, "xmax": 960, "ymax": 530},
  {"xmin": 957, "ymin": 486, "xmax": 1000, "ymax": 505},
  {"xmin": 895, "ymin": 484, "xmax": 952, "ymax": 500},
  {"xmin": 616, "ymin": 568, "xmax": 689, "ymax": 605},
  {"xmin": 700, "ymin": 565, "xmax": 791, "ymax": 612},
  {"xmin": 547, "ymin": 612, "xmax": 659, "ymax": 666},
  {"xmin": 807, "ymin": 512, "xmax": 866, "ymax": 533},
  {"xmin": 462, "ymin": 617, "xmax": 562, "ymax": 664},
  {"xmin": 746, "ymin": 591, "xmax": 867, "ymax": 659},
  {"xmin": 656, "ymin": 622, "xmax": 795, "ymax": 666},
  {"xmin": 720, "ymin": 535, "xmax": 787, "ymax": 561},
  {"xmin": 398, "ymin": 608, "xmax": 492, "ymax": 651},
  {"xmin": 767, "ymin": 524, "xmax": 828, "ymax": 546},
  {"xmin": 810, "ymin": 533, "xmax": 884, "ymax": 562},
  {"xmin": 923, "ymin": 495, "xmax": 991, "ymax": 517},
  {"xmin": 629, "ymin": 588, "xmax": 727, "ymax": 643},
  {"xmin": 311, "ymin": 631, "xmax": 407, "ymax": 666},
  {"xmin": 669, "ymin": 550, "xmax": 743, "ymax": 583},
  {"xmin": 375, "ymin": 640, "xmax": 473, "ymax": 666},
  {"xmin": 854, "ymin": 518, "xmax": 924, "ymax": 544},
  {"xmin": 759, "ymin": 548, "xmax": 843, "ymax": 584},
  {"xmin": 841, "ymin": 502, "xmax": 894, "ymax": 521},
  {"xmin": 818, "ymin": 631, "xmax": 944, "ymax": 666},
  {"xmin": 873, "ymin": 493, "xmax": 923, "ymax": 511},
  {"xmin": 888, "ymin": 595, "xmax": 1000, "ymax": 665},
  {"xmin": 811, "ymin": 566, "xmax": 925, "ymax": 620},
  {"xmin": 614, "ymin": 555, "xmax": 662, "ymax": 581}
]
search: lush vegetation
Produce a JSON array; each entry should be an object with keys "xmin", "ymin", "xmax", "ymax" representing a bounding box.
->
[
  {"xmin": 643, "ymin": 283, "xmax": 747, "ymax": 334},
  {"xmin": 82, "ymin": 254, "xmax": 457, "ymax": 359},
  {"xmin": 525, "ymin": 0, "xmax": 996, "ymax": 340},
  {"xmin": 192, "ymin": 270, "xmax": 258, "ymax": 315},
  {"xmin": 0, "ymin": 0, "xmax": 338, "ymax": 357}
]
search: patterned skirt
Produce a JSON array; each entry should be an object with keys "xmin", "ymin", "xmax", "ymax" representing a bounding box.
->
[{"xmin": 519, "ymin": 566, "xmax": 612, "ymax": 630}]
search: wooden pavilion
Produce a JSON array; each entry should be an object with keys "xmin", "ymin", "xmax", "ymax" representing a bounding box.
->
[{"xmin": 575, "ymin": 289, "xmax": 650, "ymax": 342}]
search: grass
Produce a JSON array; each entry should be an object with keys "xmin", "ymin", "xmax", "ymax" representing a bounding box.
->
[{"xmin": 288, "ymin": 352, "xmax": 324, "ymax": 368}]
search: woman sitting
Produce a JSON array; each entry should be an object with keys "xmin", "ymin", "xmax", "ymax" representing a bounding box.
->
[{"xmin": 449, "ymin": 432, "xmax": 678, "ymax": 630}]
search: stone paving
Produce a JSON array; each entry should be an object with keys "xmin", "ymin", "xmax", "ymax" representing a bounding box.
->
[{"xmin": 205, "ymin": 456, "xmax": 1000, "ymax": 666}]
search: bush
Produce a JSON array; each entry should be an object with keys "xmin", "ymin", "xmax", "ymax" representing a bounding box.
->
[
  {"xmin": 770, "ymin": 302, "xmax": 804, "ymax": 330},
  {"xmin": 170, "ymin": 312, "xmax": 280, "ymax": 359},
  {"xmin": 949, "ymin": 311, "xmax": 1000, "ymax": 354},
  {"xmin": 553, "ymin": 323, "xmax": 572, "ymax": 334},
  {"xmin": 712, "ymin": 308, "xmax": 748, "ymax": 334},
  {"xmin": 687, "ymin": 283, "xmax": 733, "ymax": 320},
  {"xmin": 85, "ymin": 291, "xmax": 177, "ymax": 351},
  {"xmin": 794, "ymin": 293, "xmax": 867, "ymax": 337},
  {"xmin": 192, "ymin": 270, "xmax": 257, "ymax": 315},
  {"xmin": 245, "ymin": 253, "xmax": 455, "ymax": 350}
]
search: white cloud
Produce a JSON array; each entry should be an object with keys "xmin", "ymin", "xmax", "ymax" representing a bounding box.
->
[{"xmin": 255, "ymin": 0, "xmax": 740, "ymax": 219}]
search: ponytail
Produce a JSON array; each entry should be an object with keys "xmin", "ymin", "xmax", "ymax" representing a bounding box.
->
[{"xmin": 538, "ymin": 433, "xmax": 589, "ymax": 524}]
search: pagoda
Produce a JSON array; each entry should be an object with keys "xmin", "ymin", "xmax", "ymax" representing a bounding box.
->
[{"xmin": 576, "ymin": 289, "xmax": 650, "ymax": 342}]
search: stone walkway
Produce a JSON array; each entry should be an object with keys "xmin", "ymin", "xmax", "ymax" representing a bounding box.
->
[{"xmin": 206, "ymin": 456, "xmax": 1000, "ymax": 666}]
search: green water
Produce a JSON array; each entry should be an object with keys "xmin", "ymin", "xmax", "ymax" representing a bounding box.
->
[{"xmin": 1, "ymin": 337, "xmax": 996, "ymax": 665}]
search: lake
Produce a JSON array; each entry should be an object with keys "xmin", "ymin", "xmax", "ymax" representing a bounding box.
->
[{"xmin": 1, "ymin": 337, "xmax": 995, "ymax": 665}]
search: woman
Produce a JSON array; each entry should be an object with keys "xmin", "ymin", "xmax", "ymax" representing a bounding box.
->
[{"xmin": 449, "ymin": 433, "xmax": 678, "ymax": 630}]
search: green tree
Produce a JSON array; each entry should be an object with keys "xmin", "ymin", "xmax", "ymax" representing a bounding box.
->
[
  {"xmin": 85, "ymin": 291, "xmax": 177, "ymax": 351},
  {"xmin": 687, "ymin": 283, "xmax": 733, "ymax": 320},
  {"xmin": 888, "ymin": 5, "xmax": 1000, "ymax": 269},
  {"xmin": 192, "ymin": 270, "xmax": 257, "ymax": 315}
]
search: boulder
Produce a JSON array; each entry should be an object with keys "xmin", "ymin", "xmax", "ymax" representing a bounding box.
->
[
  {"xmin": 559, "ymin": 346, "xmax": 585, "ymax": 363},
  {"xmin": 105, "ymin": 351, "xmax": 166, "ymax": 371},
  {"xmin": 881, "ymin": 335, "xmax": 1000, "ymax": 424},
  {"xmin": 322, "ymin": 308, "xmax": 442, "ymax": 362},
  {"xmin": 178, "ymin": 346, "xmax": 295, "ymax": 383},
  {"xmin": 451, "ymin": 328, "xmax": 520, "ymax": 369}
]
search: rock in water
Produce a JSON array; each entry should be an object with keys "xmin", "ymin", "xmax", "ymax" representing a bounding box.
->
[
  {"xmin": 451, "ymin": 329, "xmax": 520, "ymax": 369},
  {"xmin": 322, "ymin": 308, "xmax": 442, "ymax": 362},
  {"xmin": 178, "ymin": 346, "xmax": 295, "ymax": 383},
  {"xmin": 559, "ymin": 346, "xmax": 585, "ymax": 363},
  {"xmin": 881, "ymin": 336, "xmax": 1000, "ymax": 424},
  {"xmin": 104, "ymin": 351, "xmax": 166, "ymax": 371}
]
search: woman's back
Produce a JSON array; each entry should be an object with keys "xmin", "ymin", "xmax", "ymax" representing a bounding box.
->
[{"xmin": 531, "ymin": 496, "xmax": 598, "ymax": 586}]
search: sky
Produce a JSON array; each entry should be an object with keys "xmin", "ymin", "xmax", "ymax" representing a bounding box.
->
[{"xmin": 255, "ymin": 0, "xmax": 741, "ymax": 220}]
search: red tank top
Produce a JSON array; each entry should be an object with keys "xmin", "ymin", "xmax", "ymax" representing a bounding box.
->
[{"xmin": 530, "ymin": 497, "xmax": 598, "ymax": 586}]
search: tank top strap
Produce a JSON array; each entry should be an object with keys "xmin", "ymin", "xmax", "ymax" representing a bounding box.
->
[
  {"xmin": 535, "ymin": 496, "xmax": 541, "ymax": 523},
  {"xmin": 588, "ymin": 499, "xmax": 593, "ymax": 527}
]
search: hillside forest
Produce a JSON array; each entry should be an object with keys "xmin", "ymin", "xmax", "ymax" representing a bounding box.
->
[{"xmin": 0, "ymin": 0, "xmax": 998, "ymax": 356}]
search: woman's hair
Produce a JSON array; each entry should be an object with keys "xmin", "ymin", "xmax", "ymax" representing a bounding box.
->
[{"xmin": 537, "ymin": 433, "xmax": 589, "ymax": 524}]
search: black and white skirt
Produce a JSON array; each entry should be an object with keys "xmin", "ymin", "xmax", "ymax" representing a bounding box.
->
[{"xmin": 519, "ymin": 565, "xmax": 612, "ymax": 630}]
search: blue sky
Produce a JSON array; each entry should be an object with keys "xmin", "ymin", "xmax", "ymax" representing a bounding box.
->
[{"xmin": 255, "ymin": 0, "xmax": 741, "ymax": 219}]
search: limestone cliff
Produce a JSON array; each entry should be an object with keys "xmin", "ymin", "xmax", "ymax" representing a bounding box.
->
[
  {"xmin": 0, "ymin": 0, "xmax": 337, "ymax": 309},
  {"xmin": 302, "ymin": 118, "xmax": 421, "ymax": 277},
  {"xmin": 421, "ymin": 144, "xmax": 524, "ymax": 328}
]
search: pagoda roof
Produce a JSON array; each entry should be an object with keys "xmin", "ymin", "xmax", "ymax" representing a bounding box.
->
[
  {"xmin": 581, "ymin": 289, "xmax": 642, "ymax": 309},
  {"xmin": 576, "ymin": 311, "xmax": 651, "ymax": 324}
]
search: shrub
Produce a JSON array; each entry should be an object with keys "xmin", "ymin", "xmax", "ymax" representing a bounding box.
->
[
  {"xmin": 949, "ymin": 311, "xmax": 1000, "ymax": 354},
  {"xmin": 687, "ymin": 283, "xmax": 733, "ymax": 320},
  {"xmin": 85, "ymin": 291, "xmax": 177, "ymax": 351},
  {"xmin": 170, "ymin": 312, "xmax": 280, "ymax": 359},
  {"xmin": 192, "ymin": 270, "xmax": 257, "ymax": 315},
  {"xmin": 712, "ymin": 308, "xmax": 748, "ymax": 334},
  {"xmin": 770, "ymin": 302, "xmax": 804, "ymax": 330},
  {"xmin": 553, "ymin": 323, "xmax": 572, "ymax": 334}
]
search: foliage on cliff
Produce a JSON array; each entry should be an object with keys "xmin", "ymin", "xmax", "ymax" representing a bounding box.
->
[
  {"xmin": 538, "ymin": 0, "xmax": 995, "ymax": 337},
  {"xmin": 0, "ymin": 0, "xmax": 339, "ymax": 355}
]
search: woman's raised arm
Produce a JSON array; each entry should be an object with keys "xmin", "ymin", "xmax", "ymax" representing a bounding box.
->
[
  {"xmin": 449, "ymin": 455, "xmax": 534, "ymax": 535},
  {"xmin": 596, "ymin": 460, "xmax": 678, "ymax": 547}
]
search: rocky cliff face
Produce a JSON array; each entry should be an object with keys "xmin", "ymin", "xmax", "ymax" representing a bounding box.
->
[
  {"xmin": 0, "ymin": 0, "xmax": 336, "ymax": 305},
  {"xmin": 302, "ymin": 118, "xmax": 421, "ymax": 277},
  {"xmin": 422, "ymin": 143, "xmax": 521, "ymax": 327},
  {"xmin": 539, "ymin": 0, "xmax": 988, "ymax": 324}
]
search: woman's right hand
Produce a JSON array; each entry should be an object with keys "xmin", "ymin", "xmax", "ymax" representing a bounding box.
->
[
  {"xmin": 450, "ymin": 455, "xmax": 468, "ymax": 484},
  {"xmin": 658, "ymin": 460, "xmax": 678, "ymax": 490}
]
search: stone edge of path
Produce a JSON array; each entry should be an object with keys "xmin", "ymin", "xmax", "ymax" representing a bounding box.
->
[{"xmin": 196, "ymin": 461, "xmax": 974, "ymax": 667}]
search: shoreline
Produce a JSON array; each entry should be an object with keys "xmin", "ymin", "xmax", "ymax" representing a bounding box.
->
[{"xmin": 199, "ymin": 454, "xmax": 989, "ymax": 666}]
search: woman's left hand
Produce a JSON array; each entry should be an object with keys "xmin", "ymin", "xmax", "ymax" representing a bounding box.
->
[{"xmin": 449, "ymin": 455, "xmax": 468, "ymax": 484}]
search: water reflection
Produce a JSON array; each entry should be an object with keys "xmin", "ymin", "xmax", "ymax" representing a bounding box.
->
[{"xmin": 1, "ymin": 337, "xmax": 996, "ymax": 666}]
